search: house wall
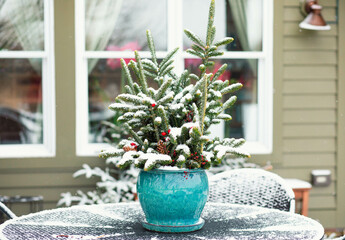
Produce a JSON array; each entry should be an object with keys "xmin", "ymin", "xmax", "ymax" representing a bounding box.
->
[
  {"xmin": 0, "ymin": 0, "xmax": 343, "ymax": 228},
  {"xmin": 0, "ymin": 0, "xmax": 99, "ymax": 215},
  {"xmin": 253, "ymin": 0, "xmax": 342, "ymax": 228}
]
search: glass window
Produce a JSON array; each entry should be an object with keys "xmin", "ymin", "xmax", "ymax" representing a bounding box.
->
[
  {"xmin": 76, "ymin": 0, "xmax": 272, "ymax": 155},
  {"xmin": 0, "ymin": 0, "xmax": 55, "ymax": 157}
]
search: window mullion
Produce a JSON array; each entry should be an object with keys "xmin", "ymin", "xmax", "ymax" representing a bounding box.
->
[{"xmin": 75, "ymin": 0, "xmax": 88, "ymax": 155}]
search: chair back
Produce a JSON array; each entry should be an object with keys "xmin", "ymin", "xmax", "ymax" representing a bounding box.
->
[
  {"xmin": 208, "ymin": 168, "xmax": 295, "ymax": 212},
  {"xmin": 0, "ymin": 201, "xmax": 17, "ymax": 221}
]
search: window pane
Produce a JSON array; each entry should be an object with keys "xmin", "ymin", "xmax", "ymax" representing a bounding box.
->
[
  {"xmin": 85, "ymin": 0, "xmax": 167, "ymax": 52},
  {"xmin": 0, "ymin": 0, "xmax": 44, "ymax": 51},
  {"xmin": 185, "ymin": 58, "xmax": 258, "ymax": 141},
  {"xmin": 183, "ymin": 0, "xmax": 263, "ymax": 51},
  {"xmin": 0, "ymin": 59, "xmax": 43, "ymax": 144}
]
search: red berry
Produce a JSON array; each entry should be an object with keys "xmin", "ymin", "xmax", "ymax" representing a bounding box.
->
[
  {"xmin": 162, "ymin": 132, "xmax": 167, "ymax": 136},
  {"xmin": 151, "ymin": 103, "xmax": 156, "ymax": 107},
  {"xmin": 130, "ymin": 143, "xmax": 136, "ymax": 146},
  {"xmin": 202, "ymin": 162, "xmax": 206, "ymax": 165},
  {"xmin": 168, "ymin": 129, "xmax": 171, "ymax": 134}
]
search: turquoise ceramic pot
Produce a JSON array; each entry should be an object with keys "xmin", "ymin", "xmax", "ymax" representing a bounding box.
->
[{"xmin": 137, "ymin": 168, "xmax": 209, "ymax": 233}]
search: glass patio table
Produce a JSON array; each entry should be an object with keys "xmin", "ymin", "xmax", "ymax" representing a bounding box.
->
[{"xmin": 0, "ymin": 202, "xmax": 324, "ymax": 240}]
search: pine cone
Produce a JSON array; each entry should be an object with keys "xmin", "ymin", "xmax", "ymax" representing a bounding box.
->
[{"xmin": 157, "ymin": 140, "xmax": 167, "ymax": 154}]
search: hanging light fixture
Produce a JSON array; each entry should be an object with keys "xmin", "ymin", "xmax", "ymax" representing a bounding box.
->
[{"xmin": 299, "ymin": 0, "xmax": 331, "ymax": 31}]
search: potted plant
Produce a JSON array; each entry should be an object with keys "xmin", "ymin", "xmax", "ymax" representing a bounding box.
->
[{"xmin": 99, "ymin": 0, "xmax": 250, "ymax": 233}]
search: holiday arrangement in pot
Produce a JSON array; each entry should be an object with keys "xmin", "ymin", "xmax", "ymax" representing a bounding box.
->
[{"xmin": 99, "ymin": 0, "xmax": 250, "ymax": 233}]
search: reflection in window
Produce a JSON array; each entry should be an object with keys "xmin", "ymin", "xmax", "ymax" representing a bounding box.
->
[
  {"xmin": 0, "ymin": 0, "xmax": 44, "ymax": 51},
  {"xmin": 183, "ymin": 0, "xmax": 262, "ymax": 51},
  {"xmin": 85, "ymin": 0, "xmax": 167, "ymax": 52},
  {"xmin": 0, "ymin": 59, "xmax": 43, "ymax": 144}
]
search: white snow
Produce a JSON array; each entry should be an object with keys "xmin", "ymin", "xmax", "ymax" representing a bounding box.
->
[
  {"xmin": 139, "ymin": 153, "xmax": 172, "ymax": 170},
  {"xmin": 176, "ymin": 144, "xmax": 190, "ymax": 155},
  {"xmin": 169, "ymin": 127, "xmax": 182, "ymax": 138},
  {"xmin": 169, "ymin": 103, "xmax": 184, "ymax": 110},
  {"xmin": 182, "ymin": 121, "xmax": 199, "ymax": 129},
  {"xmin": 154, "ymin": 117, "xmax": 162, "ymax": 124},
  {"xmin": 134, "ymin": 111, "xmax": 146, "ymax": 118},
  {"xmin": 117, "ymin": 151, "xmax": 139, "ymax": 166},
  {"xmin": 176, "ymin": 155, "xmax": 185, "ymax": 162}
]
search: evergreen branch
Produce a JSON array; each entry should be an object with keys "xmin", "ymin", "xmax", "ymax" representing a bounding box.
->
[
  {"xmin": 117, "ymin": 94, "xmax": 142, "ymax": 105},
  {"xmin": 159, "ymin": 47, "xmax": 179, "ymax": 69},
  {"xmin": 155, "ymin": 78, "xmax": 173, "ymax": 100},
  {"xmin": 120, "ymin": 59, "xmax": 135, "ymax": 93},
  {"xmin": 157, "ymin": 106, "xmax": 170, "ymax": 132},
  {"xmin": 220, "ymin": 83, "xmax": 243, "ymax": 95},
  {"xmin": 232, "ymin": 138, "xmax": 246, "ymax": 147},
  {"xmin": 209, "ymin": 79, "xmax": 224, "ymax": 90},
  {"xmin": 192, "ymin": 103, "xmax": 200, "ymax": 123},
  {"xmin": 186, "ymin": 49, "xmax": 204, "ymax": 59},
  {"xmin": 146, "ymin": 30, "xmax": 158, "ymax": 65},
  {"xmin": 134, "ymin": 51, "xmax": 149, "ymax": 94},
  {"xmin": 191, "ymin": 44, "xmax": 205, "ymax": 53},
  {"xmin": 128, "ymin": 60, "xmax": 140, "ymax": 81},
  {"xmin": 157, "ymin": 92, "xmax": 174, "ymax": 105},
  {"xmin": 159, "ymin": 59, "xmax": 174, "ymax": 75},
  {"xmin": 223, "ymin": 96, "xmax": 237, "ymax": 111},
  {"xmin": 161, "ymin": 66, "xmax": 175, "ymax": 77},
  {"xmin": 124, "ymin": 85, "xmax": 133, "ymax": 94},
  {"xmin": 214, "ymin": 37, "xmax": 234, "ymax": 47},
  {"xmin": 99, "ymin": 148, "xmax": 124, "ymax": 159},
  {"xmin": 124, "ymin": 123, "xmax": 144, "ymax": 146},
  {"xmin": 168, "ymin": 71, "xmax": 178, "ymax": 81},
  {"xmin": 212, "ymin": 63, "xmax": 227, "ymax": 82},
  {"xmin": 133, "ymin": 83, "xmax": 142, "ymax": 94},
  {"xmin": 174, "ymin": 70, "xmax": 189, "ymax": 94},
  {"xmin": 208, "ymin": 51, "xmax": 224, "ymax": 58},
  {"xmin": 209, "ymin": 26, "xmax": 216, "ymax": 45},
  {"xmin": 189, "ymin": 74, "xmax": 199, "ymax": 82},
  {"xmin": 199, "ymin": 74, "xmax": 212, "ymax": 137},
  {"xmin": 206, "ymin": 0, "xmax": 215, "ymax": 46},
  {"xmin": 217, "ymin": 114, "xmax": 232, "ymax": 121},
  {"xmin": 190, "ymin": 74, "xmax": 206, "ymax": 96},
  {"xmin": 144, "ymin": 70, "xmax": 157, "ymax": 79},
  {"xmin": 142, "ymin": 59, "xmax": 159, "ymax": 73},
  {"xmin": 109, "ymin": 103, "xmax": 146, "ymax": 112},
  {"xmin": 184, "ymin": 29, "xmax": 205, "ymax": 47}
]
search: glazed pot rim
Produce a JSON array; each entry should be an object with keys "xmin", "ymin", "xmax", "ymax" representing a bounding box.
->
[{"xmin": 141, "ymin": 168, "xmax": 206, "ymax": 173}]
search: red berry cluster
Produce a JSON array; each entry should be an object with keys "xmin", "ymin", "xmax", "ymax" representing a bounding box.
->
[
  {"xmin": 190, "ymin": 152, "xmax": 208, "ymax": 166},
  {"xmin": 130, "ymin": 142, "xmax": 138, "ymax": 150},
  {"xmin": 185, "ymin": 110, "xmax": 193, "ymax": 122},
  {"xmin": 183, "ymin": 170, "xmax": 189, "ymax": 179}
]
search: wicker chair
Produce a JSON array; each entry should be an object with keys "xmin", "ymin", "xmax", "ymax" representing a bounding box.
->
[
  {"xmin": 0, "ymin": 201, "xmax": 17, "ymax": 221},
  {"xmin": 208, "ymin": 168, "xmax": 295, "ymax": 213}
]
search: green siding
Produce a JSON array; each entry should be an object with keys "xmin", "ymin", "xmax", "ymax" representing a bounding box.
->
[{"xmin": 273, "ymin": 0, "xmax": 341, "ymax": 228}]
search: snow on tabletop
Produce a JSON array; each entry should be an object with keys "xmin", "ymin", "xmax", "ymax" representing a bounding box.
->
[{"xmin": 53, "ymin": 233, "xmax": 123, "ymax": 239}]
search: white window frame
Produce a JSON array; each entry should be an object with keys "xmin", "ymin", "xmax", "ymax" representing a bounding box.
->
[
  {"xmin": 75, "ymin": 0, "xmax": 272, "ymax": 156},
  {"xmin": 0, "ymin": 0, "xmax": 55, "ymax": 158}
]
